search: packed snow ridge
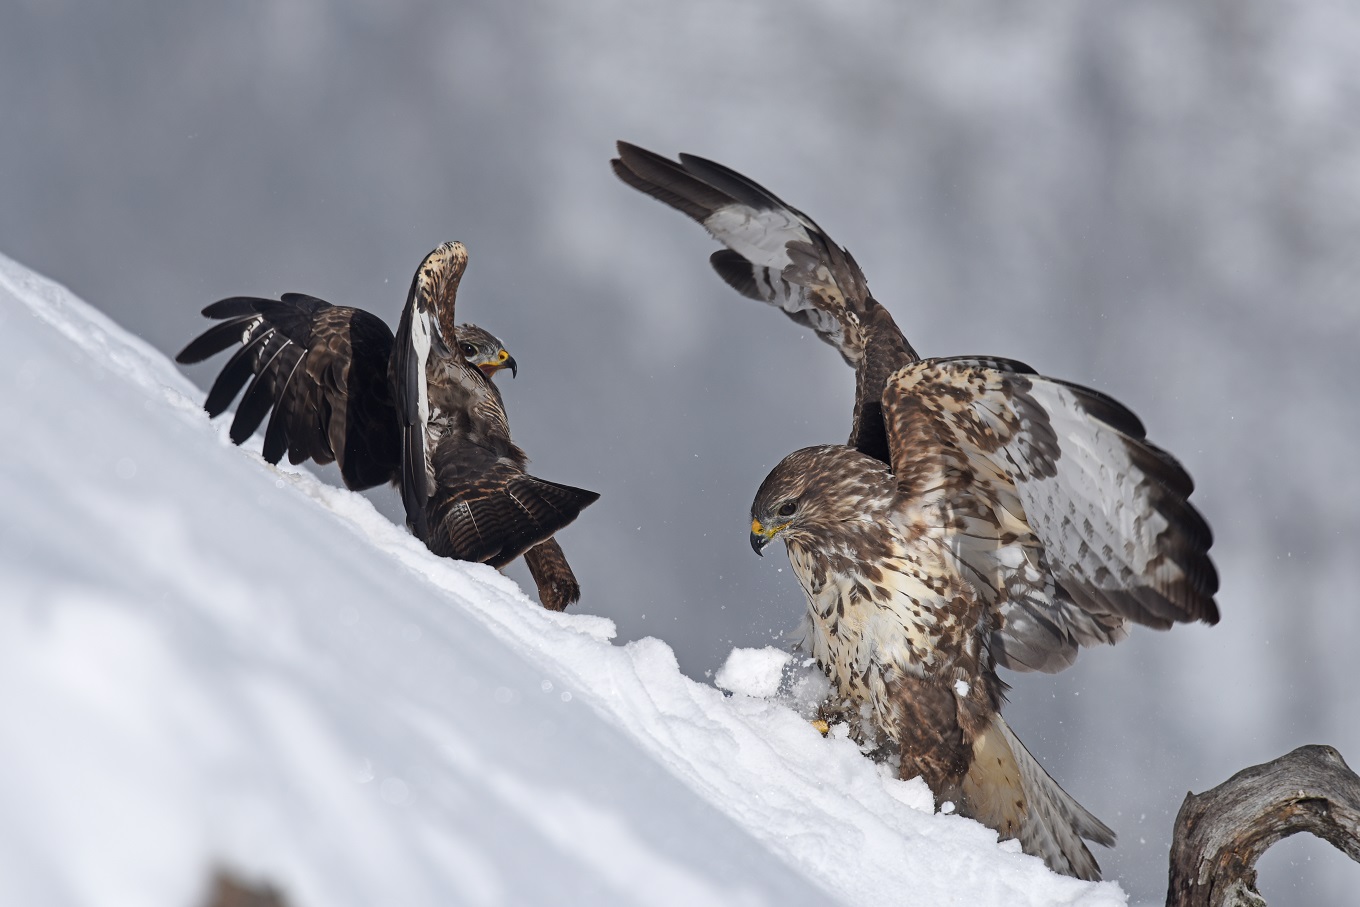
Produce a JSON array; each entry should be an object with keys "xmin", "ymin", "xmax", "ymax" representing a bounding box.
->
[{"xmin": 0, "ymin": 251, "xmax": 1126, "ymax": 906}]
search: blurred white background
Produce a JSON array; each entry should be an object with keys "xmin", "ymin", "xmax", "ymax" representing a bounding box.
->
[{"xmin": 3, "ymin": 2, "xmax": 1358, "ymax": 903}]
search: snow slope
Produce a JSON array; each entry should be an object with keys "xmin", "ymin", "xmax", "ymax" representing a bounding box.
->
[{"xmin": 0, "ymin": 251, "xmax": 1125, "ymax": 906}]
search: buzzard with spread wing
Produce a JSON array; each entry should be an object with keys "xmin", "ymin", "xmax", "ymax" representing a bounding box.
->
[
  {"xmin": 616, "ymin": 144, "xmax": 1219, "ymax": 877},
  {"xmin": 613, "ymin": 142, "xmax": 1217, "ymax": 670},
  {"xmin": 177, "ymin": 242, "xmax": 596, "ymax": 610},
  {"xmin": 751, "ymin": 353, "xmax": 1213, "ymax": 876}
]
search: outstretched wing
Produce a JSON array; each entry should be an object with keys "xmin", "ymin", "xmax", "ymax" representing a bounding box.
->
[
  {"xmin": 882, "ymin": 356, "xmax": 1218, "ymax": 672},
  {"xmin": 613, "ymin": 141, "xmax": 880, "ymax": 365},
  {"xmin": 176, "ymin": 295, "xmax": 400, "ymax": 490},
  {"xmin": 612, "ymin": 142, "xmax": 917, "ymax": 461}
]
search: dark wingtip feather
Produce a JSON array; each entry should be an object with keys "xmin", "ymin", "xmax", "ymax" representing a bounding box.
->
[
  {"xmin": 710, "ymin": 250, "xmax": 764, "ymax": 301},
  {"xmin": 202, "ymin": 333, "xmax": 269, "ymax": 416},
  {"xmin": 676, "ymin": 151, "xmax": 797, "ymax": 215},
  {"xmin": 261, "ymin": 396, "xmax": 290, "ymax": 465},
  {"xmin": 176, "ymin": 316, "xmax": 256, "ymax": 364},
  {"xmin": 229, "ymin": 339, "xmax": 291, "ymax": 446},
  {"xmin": 1057, "ymin": 379, "xmax": 1148, "ymax": 440},
  {"xmin": 201, "ymin": 296, "xmax": 273, "ymax": 319},
  {"xmin": 612, "ymin": 142, "xmax": 731, "ymax": 223}
]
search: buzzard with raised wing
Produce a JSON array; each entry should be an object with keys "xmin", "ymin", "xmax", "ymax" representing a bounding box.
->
[
  {"xmin": 616, "ymin": 144, "xmax": 1219, "ymax": 877},
  {"xmin": 613, "ymin": 142, "xmax": 1218, "ymax": 671},
  {"xmin": 177, "ymin": 242, "xmax": 596, "ymax": 610}
]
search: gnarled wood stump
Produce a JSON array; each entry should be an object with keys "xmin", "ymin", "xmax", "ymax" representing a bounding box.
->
[
  {"xmin": 203, "ymin": 870, "xmax": 289, "ymax": 907},
  {"xmin": 1167, "ymin": 744, "xmax": 1360, "ymax": 907}
]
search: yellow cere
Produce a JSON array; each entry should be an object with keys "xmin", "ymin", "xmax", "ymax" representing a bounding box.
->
[{"xmin": 751, "ymin": 518, "xmax": 790, "ymax": 538}]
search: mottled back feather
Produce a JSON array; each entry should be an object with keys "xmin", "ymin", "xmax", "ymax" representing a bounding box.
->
[{"xmin": 883, "ymin": 358, "xmax": 1219, "ymax": 647}]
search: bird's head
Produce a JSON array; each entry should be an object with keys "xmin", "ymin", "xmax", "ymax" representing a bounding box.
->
[
  {"xmin": 749, "ymin": 445, "xmax": 890, "ymax": 556},
  {"xmin": 456, "ymin": 323, "xmax": 518, "ymax": 380}
]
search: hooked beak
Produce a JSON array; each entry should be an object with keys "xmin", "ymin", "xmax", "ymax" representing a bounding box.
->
[
  {"xmin": 477, "ymin": 351, "xmax": 518, "ymax": 379},
  {"xmin": 750, "ymin": 518, "xmax": 773, "ymax": 557}
]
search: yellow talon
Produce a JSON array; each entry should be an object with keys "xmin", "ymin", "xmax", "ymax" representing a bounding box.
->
[{"xmin": 811, "ymin": 719, "xmax": 830, "ymax": 737}]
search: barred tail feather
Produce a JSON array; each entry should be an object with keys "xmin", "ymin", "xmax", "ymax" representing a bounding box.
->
[
  {"xmin": 962, "ymin": 716, "xmax": 1114, "ymax": 880},
  {"xmin": 428, "ymin": 475, "xmax": 599, "ymax": 569}
]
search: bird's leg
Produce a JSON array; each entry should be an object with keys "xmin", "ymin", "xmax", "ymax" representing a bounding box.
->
[
  {"xmin": 886, "ymin": 673, "xmax": 971, "ymax": 810},
  {"xmin": 522, "ymin": 537, "xmax": 581, "ymax": 611}
]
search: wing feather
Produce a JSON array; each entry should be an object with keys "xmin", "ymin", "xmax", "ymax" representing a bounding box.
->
[
  {"xmin": 179, "ymin": 296, "xmax": 399, "ymax": 486},
  {"xmin": 883, "ymin": 357, "xmax": 1218, "ymax": 671},
  {"xmin": 614, "ymin": 141, "xmax": 896, "ymax": 369},
  {"xmin": 390, "ymin": 276, "xmax": 435, "ymax": 542}
]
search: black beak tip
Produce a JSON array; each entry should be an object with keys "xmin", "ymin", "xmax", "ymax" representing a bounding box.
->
[
  {"xmin": 750, "ymin": 533, "xmax": 766, "ymax": 557},
  {"xmin": 507, "ymin": 357, "xmax": 518, "ymax": 379}
]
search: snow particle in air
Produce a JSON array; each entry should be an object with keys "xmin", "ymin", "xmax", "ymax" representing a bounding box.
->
[
  {"xmin": 114, "ymin": 457, "xmax": 137, "ymax": 480},
  {"xmin": 560, "ymin": 691, "xmax": 572, "ymax": 703},
  {"xmin": 540, "ymin": 680, "xmax": 553, "ymax": 692},
  {"xmin": 354, "ymin": 759, "xmax": 374, "ymax": 784},
  {"xmin": 493, "ymin": 686, "xmax": 514, "ymax": 704}
]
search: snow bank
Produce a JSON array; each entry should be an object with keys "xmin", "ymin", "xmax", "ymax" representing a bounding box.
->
[
  {"xmin": 715, "ymin": 647, "xmax": 794, "ymax": 699},
  {"xmin": 0, "ymin": 251, "xmax": 1125, "ymax": 906}
]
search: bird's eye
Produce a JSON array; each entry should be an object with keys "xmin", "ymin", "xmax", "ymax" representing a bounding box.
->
[
  {"xmin": 460, "ymin": 343, "xmax": 476, "ymax": 357},
  {"xmin": 777, "ymin": 501, "xmax": 797, "ymax": 517}
]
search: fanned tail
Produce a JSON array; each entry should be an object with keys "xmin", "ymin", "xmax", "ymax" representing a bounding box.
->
[
  {"xmin": 961, "ymin": 716, "xmax": 1114, "ymax": 880},
  {"xmin": 427, "ymin": 474, "xmax": 600, "ymax": 570}
]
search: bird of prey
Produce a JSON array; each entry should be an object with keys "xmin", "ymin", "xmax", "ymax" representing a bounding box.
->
[
  {"xmin": 750, "ymin": 439, "xmax": 1116, "ymax": 878},
  {"xmin": 612, "ymin": 142, "xmax": 1218, "ymax": 668},
  {"xmin": 615, "ymin": 144, "xmax": 1219, "ymax": 877},
  {"xmin": 177, "ymin": 242, "xmax": 597, "ymax": 610}
]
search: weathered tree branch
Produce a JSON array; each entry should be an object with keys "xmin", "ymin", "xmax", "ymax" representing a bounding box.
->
[
  {"xmin": 203, "ymin": 870, "xmax": 289, "ymax": 907},
  {"xmin": 1167, "ymin": 744, "xmax": 1360, "ymax": 907}
]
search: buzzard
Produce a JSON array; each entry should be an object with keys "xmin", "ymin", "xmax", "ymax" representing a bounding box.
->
[
  {"xmin": 615, "ymin": 144, "xmax": 1219, "ymax": 877},
  {"xmin": 612, "ymin": 142, "xmax": 1217, "ymax": 669},
  {"xmin": 177, "ymin": 242, "xmax": 597, "ymax": 610},
  {"xmin": 750, "ymin": 440, "xmax": 1115, "ymax": 879}
]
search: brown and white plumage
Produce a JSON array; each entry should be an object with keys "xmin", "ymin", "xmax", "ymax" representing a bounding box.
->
[
  {"xmin": 751, "ymin": 444, "xmax": 1115, "ymax": 879},
  {"xmin": 620, "ymin": 144, "xmax": 1221, "ymax": 877},
  {"xmin": 177, "ymin": 242, "xmax": 596, "ymax": 609},
  {"xmin": 613, "ymin": 142, "xmax": 1218, "ymax": 672},
  {"xmin": 612, "ymin": 141, "xmax": 916, "ymax": 463}
]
